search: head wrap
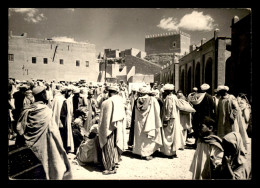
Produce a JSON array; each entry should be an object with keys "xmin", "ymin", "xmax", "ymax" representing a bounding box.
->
[
  {"xmin": 138, "ymin": 86, "xmax": 150, "ymax": 94},
  {"xmin": 200, "ymin": 83, "xmax": 210, "ymax": 91},
  {"xmin": 217, "ymin": 85, "xmax": 229, "ymax": 92},
  {"xmin": 193, "ymin": 87, "xmax": 198, "ymax": 92},
  {"xmin": 32, "ymin": 86, "xmax": 45, "ymax": 95},
  {"xmin": 163, "ymin": 84, "xmax": 175, "ymax": 91}
]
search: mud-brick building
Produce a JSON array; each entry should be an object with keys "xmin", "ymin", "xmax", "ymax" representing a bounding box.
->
[
  {"xmin": 8, "ymin": 33, "xmax": 99, "ymax": 82},
  {"xmin": 144, "ymin": 30, "xmax": 190, "ymax": 67}
]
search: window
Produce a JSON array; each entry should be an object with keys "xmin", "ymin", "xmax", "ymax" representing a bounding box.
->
[
  {"xmin": 43, "ymin": 58, "xmax": 48, "ymax": 64},
  {"xmin": 60, "ymin": 59, "xmax": 64, "ymax": 65},
  {"xmin": 172, "ymin": 41, "xmax": 176, "ymax": 47},
  {"xmin": 86, "ymin": 61, "xmax": 89, "ymax": 67},
  {"xmin": 8, "ymin": 54, "xmax": 14, "ymax": 61},
  {"xmin": 32, "ymin": 57, "xmax": 36, "ymax": 64},
  {"xmin": 76, "ymin": 60, "xmax": 80, "ymax": 66}
]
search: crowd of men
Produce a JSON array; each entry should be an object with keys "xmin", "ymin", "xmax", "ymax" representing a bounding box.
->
[{"xmin": 8, "ymin": 78, "xmax": 252, "ymax": 179}]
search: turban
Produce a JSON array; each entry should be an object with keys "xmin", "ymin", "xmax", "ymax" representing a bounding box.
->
[
  {"xmin": 200, "ymin": 83, "xmax": 210, "ymax": 91},
  {"xmin": 217, "ymin": 85, "xmax": 229, "ymax": 92},
  {"xmin": 32, "ymin": 86, "xmax": 45, "ymax": 95},
  {"xmin": 163, "ymin": 84, "xmax": 175, "ymax": 91},
  {"xmin": 138, "ymin": 86, "xmax": 150, "ymax": 94},
  {"xmin": 193, "ymin": 87, "xmax": 198, "ymax": 92}
]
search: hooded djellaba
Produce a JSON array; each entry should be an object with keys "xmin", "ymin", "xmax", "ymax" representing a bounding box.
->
[
  {"xmin": 16, "ymin": 86, "xmax": 72, "ymax": 180},
  {"xmin": 217, "ymin": 132, "xmax": 251, "ymax": 179},
  {"xmin": 130, "ymin": 86, "xmax": 162, "ymax": 160},
  {"xmin": 188, "ymin": 83, "xmax": 216, "ymax": 148}
]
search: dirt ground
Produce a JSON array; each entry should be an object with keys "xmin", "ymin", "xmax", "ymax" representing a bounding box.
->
[
  {"xmin": 67, "ymin": 134, "xmax": 251, "ymax": 180},
  {"xmin": 68, "ymin": 143, "xmax": 195, "ymax": 180},
  {"xmin": 8, "ymin": 132, "xmax": 251, "ymax": 180}
]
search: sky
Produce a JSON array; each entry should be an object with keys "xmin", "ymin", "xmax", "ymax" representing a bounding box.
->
[{"xmin": 8, "ymin": 8, "xmax": 251, "ymax": 56}]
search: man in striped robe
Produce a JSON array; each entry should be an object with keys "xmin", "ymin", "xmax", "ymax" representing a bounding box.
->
[{"xmin": 98, "ymin": 85, "xmax": 126, "ymax": 175}]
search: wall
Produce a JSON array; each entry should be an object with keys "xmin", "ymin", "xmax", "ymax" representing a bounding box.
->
[
  {"xmin": 180, "ymin": 34, "xmax": 191, "ymax": 55},
  {"xmin": 124, "ymin": 55, "xmax": 161, "ymax": 75},
  {"xmin": 128, "ymin": 74, "xmax": 154, "ymax": 83},
  {"xmin": 159, "ymin": 37, "xmax": 231, "ymax": 95},
  {"xmin": 145, "ymin": 34, "xmax": 181, "ymax": 55},
  {"xmin": 136, "ymin": 51, "xmax": 147, "ymax": 59},
  {"xmin": 8, "ymin": 34, "xmax": 99, "ymax": 82},
  {"xmin": 229, "ymin": 13, "xmax": 252, "ymax": 102},
  {"xmin": 145, "ymin": 31, "xmax": 190, "ymax": 55}
]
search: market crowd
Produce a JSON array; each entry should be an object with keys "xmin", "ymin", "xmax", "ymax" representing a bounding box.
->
[{"xmin": 8, "ymin": 78, "xmax": 252, "ymax": 180}]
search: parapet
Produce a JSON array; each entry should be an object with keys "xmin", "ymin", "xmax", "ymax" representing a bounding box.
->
[{"xmin": 145, "ymin": 30, "xmax": 190, "ymax": 39}]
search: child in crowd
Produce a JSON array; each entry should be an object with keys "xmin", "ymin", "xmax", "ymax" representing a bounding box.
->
[{"xmin": 189, "ymin": 116, "xmax": 224, "ymax": 179}]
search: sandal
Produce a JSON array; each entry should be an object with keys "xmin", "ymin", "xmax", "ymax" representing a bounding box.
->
[{"xmin": 102, "ymin": 169, "xmax": 116, "ymax": 175}]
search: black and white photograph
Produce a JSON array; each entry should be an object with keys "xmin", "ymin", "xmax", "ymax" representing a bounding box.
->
[{"xmin": 8, "ymin": 8, "xmax": 252, "ymax": 180}]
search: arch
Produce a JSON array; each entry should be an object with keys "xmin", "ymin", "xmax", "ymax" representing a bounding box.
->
[
  {"xmin": 167, "ymin": 72, "xmax": 170, "ymax": 83},
  {"xmin": 195, "ymin": 62, "xmax": 200, "ymax": 88},
  {"xmin": 187, "ymin": 67, "xmax": 192, "ymax": 95},
  {"xmin": 205, "ymin": 58, "xmax": 213, "ymax": 94},
  {"xmin": 171, "ymin": 72, "xmax": 174, "ymax": 84},
  {"xmin": 225, "ymin": 57, "xmax": 234, "ymax": 93},
  {"xmin": 180, "ymin": 69, "xmax": 185, "ymax": 92}
]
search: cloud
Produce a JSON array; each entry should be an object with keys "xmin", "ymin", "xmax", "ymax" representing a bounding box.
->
[
  {"xmin": 157, "ymin": 17, "xmax": 179, "ymax": 31},
  {"xmin": 9, "ymin": 8, "xmax": 46, "ymax": 23},
  {"xmin": 157, "ymin": 11, "xmax": 216, "ymax": 31}
]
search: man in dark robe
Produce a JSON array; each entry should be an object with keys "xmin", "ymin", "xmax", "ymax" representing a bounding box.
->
[{"xmin": 189, "ymin": 83, "xmax": 216, "ymax": 148}]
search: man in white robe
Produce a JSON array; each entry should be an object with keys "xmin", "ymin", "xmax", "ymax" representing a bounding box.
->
[
  {"xmin": 160, "ymin": 84, "xmax": 185, "ymax": 158},
  {"xmin": 132, "ymin": 87, "xmax": 162, "ymax": 160}
]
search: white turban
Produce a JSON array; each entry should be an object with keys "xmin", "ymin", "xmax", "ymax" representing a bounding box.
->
[
  {"xmin": 163, "ymin": 84, "xmax": 175, "ymax": 91},
  {"xmin": 138, "ymin": 86, "xmax": 150, "ymax": 94},
  {"xmin": 200, "ymin": 83, "xmax": 210, "ymax": 91},
  {"xmin": 217, "ymin": 85, "xmax": 229, "ymax": 92}
]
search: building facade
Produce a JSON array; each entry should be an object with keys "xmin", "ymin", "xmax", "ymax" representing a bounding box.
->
[
  {"xmin": 8, "ymin": 33, "xmax": 99, "ymax": 82},
  {"xmin": 158, "ymin": 29, "xmax": 232, "ymax": 95},
  {"xmin": 144, "ymin": 31, "xmax": 190, "ymax": 67},
  {"xmin": 98, "ymin": 48, "xmax": 161, "ymax": 84},
  {"xmin": 145, "ymin": 31, "xmax": 190, "ymax": 55}
]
